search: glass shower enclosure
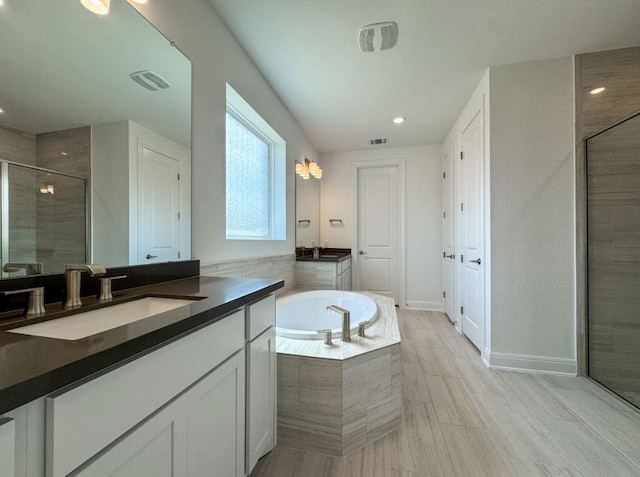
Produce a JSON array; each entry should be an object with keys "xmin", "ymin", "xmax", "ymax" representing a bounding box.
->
[
  {"xmin": 1, "ymin": 161, "xmax": 87, "ymax": 277},
  {"xmin": 586, "ymin": 110, "xmax": 640, "ymax": 409}
]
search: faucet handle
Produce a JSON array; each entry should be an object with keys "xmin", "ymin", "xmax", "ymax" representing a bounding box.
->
[
  {"xmin": 358, "ymin": 321, "xmax": 371, "ymax": 338},
  {"xmin": 97, "ymin": 275, "xmax": 127, "ymax": 302},
  {"xmin": 316, "ymin": 329, "xmax": 333, "ymax": 345},
  {"xmin": 1, "ymin": 287, "xmax": 46, "ymax": 315}
]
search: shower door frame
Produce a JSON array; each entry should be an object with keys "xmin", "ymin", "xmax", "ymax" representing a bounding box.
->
[{"xmin": 0, "ymin": 159, "xmax": 90, "ymax": 276}]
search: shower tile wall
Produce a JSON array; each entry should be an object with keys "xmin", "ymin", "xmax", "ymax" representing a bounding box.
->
[
  {"xmin": 576, "ymin": 46, "xmax": 640, "ymax": 406},
  {"xmin": 35, "ymin": 127, "xmax": 90, "ymax": 272},
  {"xmin": 0, "ymin": 124, "xmax": 89, "ymax": 273}
]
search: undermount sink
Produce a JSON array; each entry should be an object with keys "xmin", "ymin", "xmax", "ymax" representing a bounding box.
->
[{"xmin": 8, "ymin": 297, "xmax": 197, "ymax": 341}]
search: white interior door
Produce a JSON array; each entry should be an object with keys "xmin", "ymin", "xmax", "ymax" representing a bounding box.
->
[
  {"xmin": 460, "ymin": 111, "xmax": 485, "ymax": 351},
  {"xmin": 139, "ymin": 146, "xmax": 181, "ymax": 264},
  {"xmin": 443, "ymin": 148, "xmax": 455, "ymax": 321},
  {"xmin": 357, "ymin": 166, "xmax": 399, "ymax": 303}
]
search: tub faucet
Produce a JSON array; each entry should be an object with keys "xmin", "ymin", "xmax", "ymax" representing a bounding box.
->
[
  {"xmin": 64, "ymin": 264, "xmax": 107, "ymax": 308},
  {"xmin": 326, "ymin": 304, "xmax": 351, "ymax": 342}
]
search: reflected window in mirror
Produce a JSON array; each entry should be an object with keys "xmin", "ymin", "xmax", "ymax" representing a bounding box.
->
[{"xmin": 225, "ymin": 84, "xmax": 286, "ymax": 241}]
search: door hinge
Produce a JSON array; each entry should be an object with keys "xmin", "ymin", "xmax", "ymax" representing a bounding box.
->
[
  {"xmin": 443, "ymin": 211, "xmax": 446, "ymax": 219},
  {"xmin": 460, "ymin": 254, "xmax": 464, "ymax": 263},
  {"xmin": 178, "ymin": 212, "xmax": 181, "ymax": 219},
  {"xmin": 177, "ymin": 173, "xmax": 181, "ymax": 180},
  {"xmin": 178, "ymin": 252, "xmax": 181, "ymax": 258},
  {"xmin": 443, "ymin": 290, "xmax": 446, "ymax": 298},
  {"xmin": 460, "ymin": 306, "xmax": 464, "ymax": 314},
  {"xmin": 460, "ymin": 202, "xmax": 464, "ymax": 212},
  {"xmin": 460, "ymin": 151, "xmax": 464, "ymax": 160},
  {"xmin": 443, "ymin": 171, "xmax": 446, "ymax": 179},
  {"xmin": 443, "ymin": 251, "xmax": 446, "ymax": 258}
]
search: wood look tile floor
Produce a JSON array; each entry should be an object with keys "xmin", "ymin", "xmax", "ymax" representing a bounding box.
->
[{"xmin": 251, "ymin": 309, "xmax": 640, "ymax": 477}]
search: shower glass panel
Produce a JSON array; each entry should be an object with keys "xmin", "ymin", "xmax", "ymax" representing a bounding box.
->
[
  {"xmin": 2, "ymin": 162, "xmax": 87, "ymax": 277},
  {"xmin": 586, "ymin": 111, "xmax": 640, "ymax": 409}
]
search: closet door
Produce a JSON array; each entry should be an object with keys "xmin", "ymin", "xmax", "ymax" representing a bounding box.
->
[{"xmin": 587, "ymin": 111, "xmax": 640, "ymax": 408}]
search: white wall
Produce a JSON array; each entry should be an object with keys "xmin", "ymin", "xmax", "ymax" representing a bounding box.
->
[
  {"xmin": 131, "ymin": 0, "xmax": 318, "ymax": 263},
  {"xmin": 319, "ymin": 145, "xmax": 443, "ymax": 309},
  {"xmin": 489, "ymin": 57, "xmax": 576, "ymax": 372}
]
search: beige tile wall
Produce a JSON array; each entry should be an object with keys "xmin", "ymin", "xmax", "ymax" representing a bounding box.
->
[{"xmin": 200, "ymin": 253, "xmax": 296, "ymax": 293}]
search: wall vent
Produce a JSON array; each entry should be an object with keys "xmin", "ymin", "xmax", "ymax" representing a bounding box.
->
[
  {"xmin": 358, "ymin": 22, "xmax": 398, "ymax": 53},
  {"xmin": 129, "ymin": 70, "xmax": 171, "ymax": 91},
  {"xmin": 369, "ymin": 138, "xmax": 388, "ymax": 145}
]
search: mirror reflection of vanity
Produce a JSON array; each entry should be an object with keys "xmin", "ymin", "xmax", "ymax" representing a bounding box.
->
[{"xmin": 0, "ymin": 0, "xmax": 191, "ymax": 277}]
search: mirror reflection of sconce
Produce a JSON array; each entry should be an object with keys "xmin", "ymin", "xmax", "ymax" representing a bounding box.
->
[
  {"xmin": 297, "ymin": 219, "xmax": 311, "ymax": 226},
  {"xmin": 329, "ymin": 219, "xmax": 343, "ymax": 226},
  {"xmin": 81, "ymin": 0, "xmax": 148, "ymax": 16},
  {"xmin": 39, "ymin": 184, "xmax": 55, "ymax": 195},
  {"xmin": 295, "ymin": 158, "xmax": 322, "ymax": 180}
]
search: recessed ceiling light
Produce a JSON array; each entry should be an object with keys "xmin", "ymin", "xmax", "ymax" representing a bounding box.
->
[
  {"xmin": 590, "ymin": 87, "xmax": 606, "ymax": 95},
  {"xmin": 0, "ymin": 108, "xmax": 4, "ymax": 114},
  {"xmin": 128, "ymin": 0, "xmax": 148, "ymax": 4},
  {"xmin": 61, "ymin": 152, "xmax": 68, "ymax": 156},
  {"xmin": 393, "ymin": 116, "xmax": 405, "ymax": 124}
]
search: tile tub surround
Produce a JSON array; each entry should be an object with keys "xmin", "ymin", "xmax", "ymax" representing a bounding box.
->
[
  {"xmin": 276, "ymin": 292, "xmax": 401, "ymax": 456},
  {"xmin": 201, "ymin": 253, "xmax": 296, "ymax": 294}
]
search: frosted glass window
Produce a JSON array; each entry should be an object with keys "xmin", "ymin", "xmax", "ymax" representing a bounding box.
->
[{"xmin": 226, "ymin": 112, "xmax": 272, "ymax": 238}]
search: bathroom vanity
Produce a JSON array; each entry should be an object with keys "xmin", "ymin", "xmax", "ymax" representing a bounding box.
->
[
  {"xmin": 295, "ymin": 249, "xmax": 352, "ymax": 291},
  {"xmin": 0, "ymin": 263, "xmax": 281, "ymax": 477}
]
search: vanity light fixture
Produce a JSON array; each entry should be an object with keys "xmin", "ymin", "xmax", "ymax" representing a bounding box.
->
[
  {"xmin": 295, "ymin": 158, "xmax": 322, "ymax": 180},
  {"xmin": 393, "ymin": 116, "xmax": 405, "ymax": 124},
  {"xmin": 80, "ymin": 0, "xmax": 110, "ymax": 16},
  {"xmin": 590, "ymin": 87, "xmax": 606, "ymax": 95}
]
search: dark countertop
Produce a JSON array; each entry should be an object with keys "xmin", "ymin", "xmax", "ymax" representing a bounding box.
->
[
  {"xmin": 296, "ymin": 248, "xmax": 351, "ymax": 263},
  {"xmin": 0, "ymin": 275, "xmax": 283, "ymax": 415}
]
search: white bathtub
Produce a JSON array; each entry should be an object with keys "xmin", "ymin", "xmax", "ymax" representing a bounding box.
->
[{"xmin": 276, "ymin": 290, "xmax": 378, "ymax": 340}]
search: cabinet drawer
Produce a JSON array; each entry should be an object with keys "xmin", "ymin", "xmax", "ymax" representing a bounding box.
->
[
  {"xmin": 46, "ymin": 309, "xmax": 244, "ymax": 477},
  {"xmin": 247, "ymin": 294, "xmax": 275, "ymax": 341}
]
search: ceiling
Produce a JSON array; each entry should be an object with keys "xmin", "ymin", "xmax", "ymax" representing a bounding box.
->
[
  {"xmin": 208, "ymin": 0, "xmax": 640, "ymax": 153},
  {"xmin": 0, "ymin": 0, "xmax": 191, "ymax": 147}
]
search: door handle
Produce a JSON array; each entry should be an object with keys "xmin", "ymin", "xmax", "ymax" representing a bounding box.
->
[
  {"xmin": 146, "ymin": 254, "xmax": 158, "ymax": 260},
  {"xmin": 470, "ymin": 258, "xmax": 481, "ymax": 265},
  {"xmin": 359, "ymin": 251, "xmax": 367, "ymax": 255},
  {"xmin": 445, "ymin": 254, "xmax": 455, "ymax": 259}
]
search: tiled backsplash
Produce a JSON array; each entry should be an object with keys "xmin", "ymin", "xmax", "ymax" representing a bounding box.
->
[{"xmin": 200, "ymin": 254, "xmax": 295, "ymax": 294}]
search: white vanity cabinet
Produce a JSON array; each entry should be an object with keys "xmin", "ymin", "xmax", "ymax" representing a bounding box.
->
[
  {"xmin": 0, "ymin": 418, "xmax": 16, "ymax": 476},
  {"xmin": 245, "ymin": 294, "xmax": 276, "ymax": 474},
  {"xmin": 46, "ymin": 309, "xmax": 246, "ymax": 477}
]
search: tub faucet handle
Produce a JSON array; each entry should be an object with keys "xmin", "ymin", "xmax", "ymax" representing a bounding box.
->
[
  {"xmin": 317, "ymin": 329, "xmax": 333, "ymax": 345},
  {"xmin": 358, "ymin": 321, "xmax": 370, "ymax": 338}
]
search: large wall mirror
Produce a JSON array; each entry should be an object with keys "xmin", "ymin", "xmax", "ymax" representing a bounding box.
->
[
  {"xmin": 0, "ymin": 0, "xmax": 191, "ymax": 277},
  {"xmin": 295, "ymin": 173, "xmax": 320, "ymax": 248}
]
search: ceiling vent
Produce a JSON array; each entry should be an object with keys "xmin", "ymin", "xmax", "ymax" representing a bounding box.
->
[
  {"xmin": 358, "ymin": 22, "xmax": 398, "ymax": 53},
  {"xmin": 129, "ymin": 70, "xmax": 171, "ymax": 91},
  {"xmin": 370, "ymin": 138, "xmax": 388, "ymax": 146}
]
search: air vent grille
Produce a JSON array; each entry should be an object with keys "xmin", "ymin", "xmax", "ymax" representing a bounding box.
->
[
  {"xmin": 358, "ymin": 22, "xmax": 398, "ymax": 53},
  {"xmin": 370, "ymin": 138, "xmax": 388, "ymax": 146},
  {"xmin": 129, "ymin": 70, "xmax": 171, "ymax": 91}
]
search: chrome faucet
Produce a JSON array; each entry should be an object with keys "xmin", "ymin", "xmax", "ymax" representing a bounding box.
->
[
  {"xmin": 64, "ymin": 264, "xmax": 106, "ymax": 308},
  {"xmin": 326, "ymin": 304, "xmax": 351, "ymax": 342}
]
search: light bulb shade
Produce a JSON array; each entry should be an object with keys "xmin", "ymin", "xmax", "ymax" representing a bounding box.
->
[
  {"xmin": 309, "ymin": 161, "xmax": 319, "ymax": 173},
  {"xmin": 301, "ymin": 169, "xmax": 310, "ymax": 179},
  {"xmin": 315, "ymin": 168, "xmax": 323, "ymax": 179},
  {"xmin": 81, "ymin": 0, "xmax": 110, "ymax": 15},
  {"xmin": 295, "ymin": 162, "xmax": 304, "ymax": 174}
]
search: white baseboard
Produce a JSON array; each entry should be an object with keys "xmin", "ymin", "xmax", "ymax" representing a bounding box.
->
[
  {"xmin": 487, "ymin": 351, "xmax": 577, "ymax": 376},
  {"xmin": 404, "ymin": 300, "xmax": 443, "ymax": 312}
]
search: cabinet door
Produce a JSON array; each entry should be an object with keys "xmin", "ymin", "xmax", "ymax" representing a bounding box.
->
[
  {"xmin": 187, "ymin": 351, "xmax": 245, "ymax": 477},
  {"xmin": 75, "ymin": 397, "xmax": 187, "ymax": 477},
  {"xmin": 246, "ymin": 327, "xmax": 276, "ymax": 474},
  {"xmin": 0, "ymin": 418, "xmax": 15, "ymax": 477}
]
